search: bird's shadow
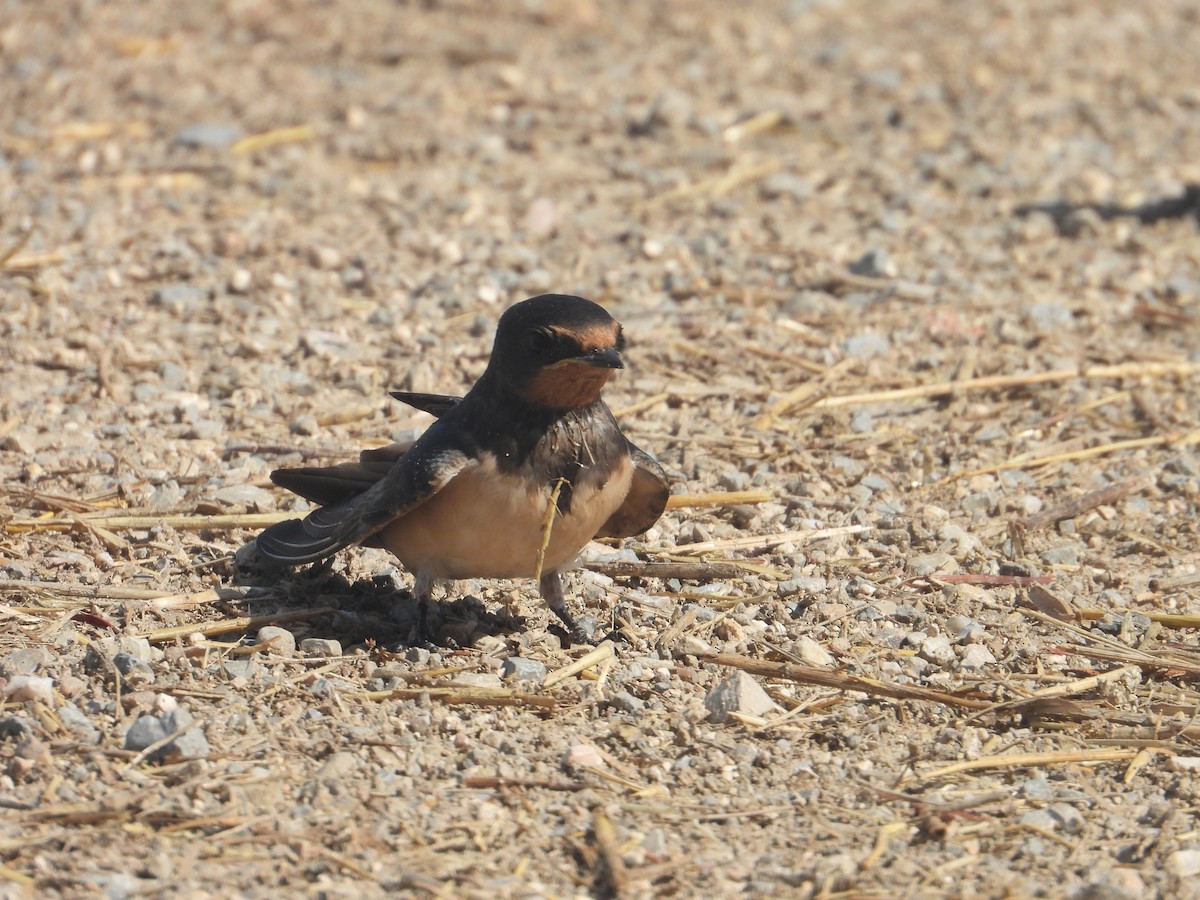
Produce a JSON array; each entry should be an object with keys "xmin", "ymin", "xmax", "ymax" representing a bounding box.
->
[
  {"xmin": 231, "ymin": 541, "xmax": 527, "ymax": 650},
  {"xmin": 1015, "ymin": 183, "xmax": 1200, "ymax": 234}
]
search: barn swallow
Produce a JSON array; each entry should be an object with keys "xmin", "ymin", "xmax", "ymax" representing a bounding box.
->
[{"xmin": 256, "ymin": 294, "xmax": 670, "ymax": 643}]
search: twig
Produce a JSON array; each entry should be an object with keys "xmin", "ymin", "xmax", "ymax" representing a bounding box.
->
[
  {"xmin": 1149, "ymin": 571, "xmax": 1200, "ymax": 592},
  {"xmin": 592, "ymin": 810, "xmax": 629, "ymax": 898},
  {"xmin": 461, "ymin": 775, "xmax": 584, "ymax": 792},
  {"xmin": 911, "ymin": 748, "xmax": 1143, "ymax": 783},
  {"xmin": 134, "ymin": 607, "xmax": 336, "ymax": 643},
  {"xmin": 5, "ymin": 512, "xmax": 290, "ymax": 534},
  {"xmin": 584, "ymin": 560, "xmax": 764, "ymax": 581},
  {"xmin": 676, "ymin": 524, "xmax": 870, "ymax": 556},
  {"xmin": 230, "ymin": 124, "xmax": 315, "ymax": 155},
  {"xmin": 543, "ymin": 641, "xmax": 616, "ymax": 688},
  {"xmin": 965, "ymin": 665, "xmax": 1140, "ymax": 721},
  {"xmin": 811, "ymin": 360, "xmax": 1200, "ymax": 411},
  {"xmin": 352, "ymin": 686, "xmax": 556, "ymax": 710},
  {"xmin": 936, "ymin": 429, "xmax": 1200, "ymax": 485},
  {"xmin": 934, "ymin": 574, "xmax": 1056, "ymax": 586},
  {"xmin": 666, "ymin": 490, "xmax": 771, "ymax": 509},
  {"xmin": 700, "ymin": 652, "xmax": 992, "ymax": 710},
  {"xmin": 534, "ymin": 478, "xmax": 567, "ymax": 588},
  {"xmin": 1020, "ymin": 477, "xmax": 1151, "ymax": 532},
  {"xmin": 1077, "ymin": 609, "xmax": 1200, "ymax": 629}
]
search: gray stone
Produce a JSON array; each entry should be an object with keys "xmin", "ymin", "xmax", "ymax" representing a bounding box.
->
[
  {"xmin": 221, "ymin": 658, "xmax": 260, "ymax": 679},
  {"xmin": 152, "ymin": 285, "xmax": 206, "ymax": 312},
  {"xmin": 165, "ymin": 726, "xmax": 211, "ymax": 762},
  {"xmin": 256, "ymin": 626, "xmax": 296, "ymax": 657},
  {"xmin": 703, "ymin": 670, "xmax": 779, "ymax": 723},
  {"xmin": 841, "ymin": 331, "xmax": 891, "ymax": 359},
  {"xmin": 1040, "ymin": 544, "xmax": 1081, "ymax": 566},
  {"xmin": 299, "ymin": 638, "xmax": 342, "ymax": 658},
  {"xmin": 959, "ymin": 644, "xmax": 996, "ymax": 671},
  {"xmin": 893, "ymin": 604, "xmax": 925, "ymax": 624},
  {"xmin": 125, "ymin": 707, "xmax": 209, "ymax": 762},
  {"xmin": 610, "ymin": 691, "xmax": 644, "ymax": 713},
  {"xmin": 1167, "ymin": 848, "xmax": 1200, "ymax": 879},
  {"xmin": 718, "ymin": 470, "xmax": 751, "ymax": 491},
  {"xmin": 57, "ymin": 704, "xmax": 100, "ymax": 742},
  {"xmin": 0, "ymin": 716, "xmax": 34, "ymax": 742},
  {"xmin": 907, "ymin": 552, "xmax": 958, "ymax": 576},
  {"xmin": 211, "ymin": 483, "xmax": 274, "ymax": 508},
  {"xmin": 1, "ymin": 647, "xmax": 51, "ymax": 677},
  {"xmin": 860, "ymin": 473, "xmax": 892, "ymax": 492},
  {"xmin": 920, "ymin": 634, "xmax": 956, "ymax": 667},
  {"xmin": 113, "ymin": 652, "xmax": 155, "ymax": 684},
  {"xmin": 318, "ymin": 750, "xmax": 358, "ymax": 780},
  {"xmin": 789, "ymin": 636, "xmax": 834, "ymax": 668},
  {"xmin": 641, "ymin": 827, "xmax": 670, "ymax": 855},
  {"xmin": 1018, "ymin": 803, "xmax": 1084, "ymax": 833},
  {"xmin": 500, "ymin": 657, "xmax": 547, "ymax": 683},
  {"xmin": 849, "ymin": 411, "xmax": 875, "ymax": 434},
  {"xmin": 124, "ymin": 714, "xmax": 169, "ymax": 751},
  {"xmin": 760, "ymin": 173, "xmax": 811, "ymax": 202},
  {"xmin": 174, "ymin": 123, "xmax": 243, "ymax": 148},
  {"xmin": 849, "ymin": 249, "xmax": 896, "ymax": 278}
]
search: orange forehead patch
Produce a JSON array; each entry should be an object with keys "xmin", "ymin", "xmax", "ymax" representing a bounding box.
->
[{"xmin": 549, "ymin": 321, "xmax": 620, "ymax": 353}]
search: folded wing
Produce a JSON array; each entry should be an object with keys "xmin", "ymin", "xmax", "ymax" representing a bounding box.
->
[{"xmin": 257, "ymin": 436, "xmax": 470, "ymax": 565}]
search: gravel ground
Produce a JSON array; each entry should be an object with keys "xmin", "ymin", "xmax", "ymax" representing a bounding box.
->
[{"xmin": 3, "ymin": 1, "xmax": 1200, "ymax": 897}]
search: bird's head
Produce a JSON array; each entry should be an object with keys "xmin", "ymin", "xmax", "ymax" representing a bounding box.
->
[{"xmin": 488, "ymin": 294, "xmax": 625, "ymax": 410}]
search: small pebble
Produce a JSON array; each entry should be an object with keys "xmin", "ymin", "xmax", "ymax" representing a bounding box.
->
[
  {"xmin": 703, "ymin": 670, "xmax": 778, "ymax": 723},
  {"xmin": 1167, "ymin": 849, "xmax": 1200, "ymax": 879},
  {"xmin": 500, "ymin": 657, "xmax": 547, "ymax": 683},
  {"xmin": 0, "ymin": 647, "xmax": 51, "ymax": 677},
  {"xmin": 257, "ymin": 626, "xmax": 296, "ymax": 657},
  {"xmin": 174, "ymin": 122, "xmax": 243, "ymax": 148},
  {"xmin": 919, "ymin": 635, "xmax": 956, "ymax": 667},
  {"xmin": 959, "ymin": 644, "xmax": 996, "ymax": 671},
  {"xmin": 562, "ymin": 744, "xmax": 606, "ymax": 770},
  {"xmin": 3, "ymin": 675, "xmax": 55, "ymax": 704},
  {"xmin": 907, "ymin": 552, "xmax": 958, "ymax": 576},
  {"xmin": 299, "ymin": 638, "xmax": 342, "ymax": 658},
  {"xmin": 788, "ymin": 636, "xmax": 834, "ymax": 668},
  {"xmin": 610, "ymin": 691, "xmax": 645, "ymax": 713}
]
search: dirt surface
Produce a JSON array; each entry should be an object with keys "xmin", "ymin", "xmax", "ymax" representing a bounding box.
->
[{"xmin": 3, "ymin": 1, "xmax": 1200, "ymax": 896}]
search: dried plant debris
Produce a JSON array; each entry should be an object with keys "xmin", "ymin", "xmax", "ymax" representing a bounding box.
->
[{"xmin": 2, "ymin": 0, "xmax": 1200, "ymax": 895}]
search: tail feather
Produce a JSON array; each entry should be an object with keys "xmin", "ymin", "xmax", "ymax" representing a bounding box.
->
[{"xmin": 257, "ymin": 516, "xmax": 347, "ymax": 565}]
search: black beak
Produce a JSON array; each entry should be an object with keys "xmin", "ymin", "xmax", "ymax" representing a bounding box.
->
[{"xmin": 577, "ymin": 346, "xmax": 624, "ymax": 369}]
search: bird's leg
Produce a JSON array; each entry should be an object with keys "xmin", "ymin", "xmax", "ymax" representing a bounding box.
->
[
  {"xmin": 539, "ymin": 570, "xmax": 591, "ymax": 646},
  {"xmin": 413, "ymin": 570, "xmax": 436, "ymax": 645}
]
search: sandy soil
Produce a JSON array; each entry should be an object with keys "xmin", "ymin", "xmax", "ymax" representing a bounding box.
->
[{"xmin": 2, "ymin": 1, "xmax": 1200, "ymax": 896}]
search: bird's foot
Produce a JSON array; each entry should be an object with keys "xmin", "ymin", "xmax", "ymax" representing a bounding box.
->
[{"xmin": 550, "ymin": 606, "xmax": 597, "ymax": 648}]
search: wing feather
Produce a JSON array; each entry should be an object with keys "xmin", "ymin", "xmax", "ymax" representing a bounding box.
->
[
  {"xmin": 258, "ymin": 436, "xmax": 470, "ymax": 565},
  {"xmin": 596, "ymin": 443, "xmax": 669, "ymax": 538}
]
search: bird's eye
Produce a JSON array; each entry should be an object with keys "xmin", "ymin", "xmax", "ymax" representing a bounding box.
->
[{"xmin": 527, "ymin": 329, "xmax": 553, "ymax": 354}]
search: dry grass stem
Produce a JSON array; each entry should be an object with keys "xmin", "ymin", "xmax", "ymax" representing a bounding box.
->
[
  {"xmin": 701, "ymin": 652, "xmax": 992, "ymax": 710},
  {"xmin": 1020, "ymin": 476, "xmax": 1151, "ymax": 532},
  {"xmin": 134, "ymin": 607, "xmax": 336, "ymax": 643},
  {"xmin": 967, "ymin": 665, "xmax": 1140, "ymax": 720},
  {"xmin": 814, "ymin": 360, "xmax": 1200, "ymax": 412},
  {"xmin": 665, "ymin": 489, "xmax": 771, "ymax": 509},
  {"xmin": 677, "ymin": 524, "xmax": 871, "ymax": 555},
  {"xmin": 353, "ymin": 686, "xmax": 556, "ymax": 710},
  {"xmin": 912, "ymin": 748, "xmax": 1143, "ymax": 784},
  {"xmin": 585, "ymin": 559, "xmax": 766, "ymax": 581},
  {"xmin": 542, "ymin": 640, "xmax": 616, "ymax": 688},
  {"xmin": 230, "ymin": 124, "xmax": 315, "ymax": 155}
]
